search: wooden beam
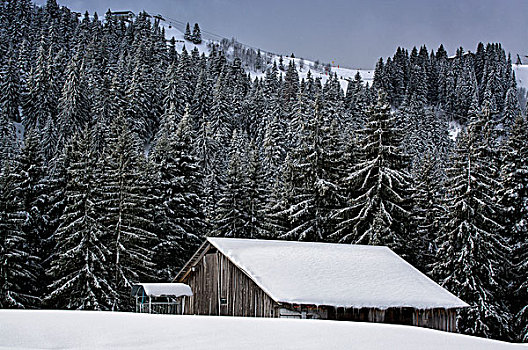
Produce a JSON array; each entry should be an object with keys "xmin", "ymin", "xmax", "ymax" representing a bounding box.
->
[{"xmin": 173, "ymin": 240, "xmax": 211, "ymax": 282}]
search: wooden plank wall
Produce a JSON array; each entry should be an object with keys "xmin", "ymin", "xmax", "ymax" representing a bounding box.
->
[
  {"xmin": 328, "ymin": 306, "xmax": 458, "ymax": 332},
  {"xmin": 181, "ymin": 248, "xmax": 279, "ymax": 317}
]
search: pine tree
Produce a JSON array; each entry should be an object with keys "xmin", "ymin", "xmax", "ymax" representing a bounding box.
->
[
  {"xmin": 184, "ymin": 22, "xmax": 191, "ymax": 41},
  {"xmin": 0, "ymin": 54, "xmax": 21, "ymax": 122},
  {"xmin": 15, "ymin": 129, "xmax": 49, "ymax": 307},
  {"xmin": 100, "ymin": 114, "xmax": 156, "ymax": 310},
  {"xmin": 501, "ymin": 86, "xmax": 521, "ymax": 135},
  {"xmin": 0, "ymin": 118, "xmax": 37, "ymax": 308},
  {"xmin": 214, "ymin": 131, "xmax": 248, "ymax": 238},
  {"xmin": 432, "ymin": 109, "xmax": 511, "ymax": 339},
  {"xmin": 500, "ymin": 113, "xmax": 528, "ymax": 341},
  {"xmin": 191, "ymin": 23, "xmax": 202, "ymax": 44},
  {"xmin": 279, "ymin": 98, "xmax": 342, "ymax": 242},
  {"xmin": 151, "ymin": 108, "xmax": 205, "ymax": 279},
  {"xmin": 23, "ymin": 42, "xmax": 54, "ymax": 131},
  {"xmin": 333, "ymin": 92, "xmax": 413, "ymax": 256},
  {"xmin": 125, "ymin": 41, "xmax": 156, "ymax": 141},
  {"xmin": 409, "ymin": 152, "xmax": 445, "ymax": 269},
  {"xmin": 244, "ymin": 141, "xmax": 269, "ymax": 238},
  {"xmin": 46, "ymin": 131, "xmax": 115, "ymax": 310},
  {"xmin": 57, "ymin": 51, "xmax": 90, "ymax": 146}
]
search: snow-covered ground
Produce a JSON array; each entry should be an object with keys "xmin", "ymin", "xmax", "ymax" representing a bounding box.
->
[
  {"xmin": 0, "ymin": 310, "xmax": 525, "ymax": 349},
  {"xmin": 513, "ymin": 64, "xmax": 528, "ymax": 90}
]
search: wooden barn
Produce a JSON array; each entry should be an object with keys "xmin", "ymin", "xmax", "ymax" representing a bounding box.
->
[{"xmin": 175, "ymin": 238, "xmax": 468, "ymax": 332}]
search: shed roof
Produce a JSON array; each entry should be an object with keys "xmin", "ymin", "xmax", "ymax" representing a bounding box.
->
[
  {"xmin": 133, "ymin": 283, "xmax": 192, "ymax": 297},
  {"xmin": 204, "ymin": 238, "xmax": 468, "ymax": 310}
]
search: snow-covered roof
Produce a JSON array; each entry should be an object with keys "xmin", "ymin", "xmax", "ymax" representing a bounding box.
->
[
  {"xmin": 206, "ymin": 238, "xmax": 468, "ymax": 309},
  {"xmin": 134, "ymin": 283, "xmax": 192, "ymax": 297}
]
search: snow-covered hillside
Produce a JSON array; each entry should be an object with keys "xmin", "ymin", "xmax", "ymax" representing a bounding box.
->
[
  {"xmin": 0, "ymin": 310, "xmax": 524, "ymax": 350},
  {"xmin": 255, "ymin": 55, "xmax": 374, "ymax": 92},
  {"xmin": 162, "ymin": 22, "xmax": 527, "ymax": 93},
  {"xmin": 160, "ymin": 23, "xmax": 373, "ymax": 91}
]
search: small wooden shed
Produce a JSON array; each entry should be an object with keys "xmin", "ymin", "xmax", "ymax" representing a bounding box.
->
[
  {"xmin": 175, "ymin": 238, "xmax": 469, "ymax": 332},
  {"xmin": 131, "ymin": 283, "xmax": 192, "ymax": 314}
]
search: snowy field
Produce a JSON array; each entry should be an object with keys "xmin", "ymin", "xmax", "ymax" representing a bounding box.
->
[{"xmin": 0, "ymin": 310, "xmax": 525, "ymax": 349}]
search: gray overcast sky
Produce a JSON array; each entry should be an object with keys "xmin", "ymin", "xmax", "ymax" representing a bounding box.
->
[{"xmin": 36, "ymin": 0, "xmax": 527, "ymax": 68}]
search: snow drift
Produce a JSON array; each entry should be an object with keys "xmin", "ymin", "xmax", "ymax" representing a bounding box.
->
[{"xmin": 0, "ymin": 310, "xmax": 524, "ymax": 350}]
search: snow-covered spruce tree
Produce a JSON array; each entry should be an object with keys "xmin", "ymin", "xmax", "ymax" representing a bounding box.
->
[
  {"xmin": 23, "ymin": 41, "xmax": 54, "ymax": 131},
  {"xmin": 46, "ymin": 130, "xmax": 116, "ymax": 310},
  {"xmin": 214, "ymin": 131, "xmax": 248, "ymax": 238},
  {"xmin": 409, "ymin": 151, "xmax": 446, "ymax": 269},
  {"xmin": 279, "ymin": 97, "xmax": 343, "ymax": 242},
  {"xmin": 0, "ymin": 160, "xmax": 37, "ymax": 309},
  {"xmin": 345, "ymin": 72, "xmax": 368, "ymax": 131},
  {"xmin": 432, "ymin": 109, "xmax": 511, "ymax": 339},
  {"xmin": 210, "ymin": 66, "xmax": 234, "ymax": 150},
  {"xmin": 501, "ymin": 86, "xmax": 521, "ymax": 136},
  {"xmin": 332, "ymin": 91, "xmax": 413, "ymax": 256},
  {"xmin": 161, "ymin": 62, "xmax": 184, "ymax": 125},
  {"xmin": 184, "ymin": 22, "xmax": 191, "ymax": 41},
  {"xmin": 0, "ymin": 115, "xmax": 38, "ymax": 308},
  {"xmin": 283, "ymin": 60, "xmax": 299, "ymax": 112},
  {"xmin": 174, "ymin": 46, "xmax": 196, "ymax": 118},
  {"xmin": 244, "ymin": 80, "xmax": 265, "ymax": 140},
  {"xmin": 99, "ymin": 114, "xmax": 157, "ymax": 310},
  {"xmin": 14, "ymin": 129, "xmax": 51, "ymax": 306},
  {"xmin": 57, "ymin": 51, "xmax": 90, "ymax": 147},
  {"xmin": 500, "ymin": 113, "xmax": 528, "ymax": 342},
  {"xmin": 125, "ymin": 41, "xmax": 156, "ymax": 141},
  {"xmin": 194, "ymin": 118, "xmax": 221, "ymax": 212},
  {"xmin": 243, "ymin": 140, "xmax": 269, "ymax": 238},
  {"xmin": 190, "ymin": 67, "xmax": 213, "ymax": 131},
  {"xmin": 150, "ymin": 108, "xmax": 205, "ymax": 280},
  {"xmin": 0, "ymin": 54, "xmax": 21, "ymax": 122},
  {"xmin": 191, "ymin": 23, "xmax": 202, "ymax": 44}
]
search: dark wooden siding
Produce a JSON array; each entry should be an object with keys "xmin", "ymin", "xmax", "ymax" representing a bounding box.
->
[
  {"xmin": 180, "ymin": 247, "xmax": 278, "ymax": 317},
  {"xmin": 324, "ymin": 306, "xmax": 457, "ymax": 332}
]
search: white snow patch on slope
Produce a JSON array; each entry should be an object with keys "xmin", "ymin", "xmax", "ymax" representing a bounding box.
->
[
  {"xmin": 207, "ymin": 238, "xmax": 468, "ymax": 309},
  {"xmin": 162, "ymin": 24, "xmax": 210, "ymax": 55},
  {"xmin": 159, "ymin": 23, "xmax": 372, "ymax": 92},
  {"xmin": 250, "ymin": 55, "xmax": 374, "ymax": 92},
  {"xmin": 448, "ymin": 120, "xmax": 463, "ymax": 141},
  {"xmin": 0, "ymin": 310, "xmax": 524, "ymax": 350},
  {"xmin": 513, "ymin": 64, "xmax": 528, "ymax": 90}
]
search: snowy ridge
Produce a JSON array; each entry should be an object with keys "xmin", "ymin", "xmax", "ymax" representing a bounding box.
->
[
  {"xmin": 160, "ymin": 22, "xmax": 373, "ymax": 91},
  {"xmin": 207, "ymin": 238, "xmax": 468, "ymax": 309},
  {"xmin": 252, "ymin": 55, "xmax": 374, "ymax": 92},
  {"xmin": 0, "ymin": 310, "xmax": 523, "ymax": 349}
]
